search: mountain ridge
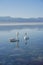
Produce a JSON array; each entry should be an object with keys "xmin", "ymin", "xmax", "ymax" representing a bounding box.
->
[{"xmin": 0, "ymin": 16, "xmax": 43, "ymax": 23}]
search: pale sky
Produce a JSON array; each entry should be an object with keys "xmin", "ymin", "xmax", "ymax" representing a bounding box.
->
[{"xmin": 0, "ymin": 0, "xmax": 43, "ymax": 18}]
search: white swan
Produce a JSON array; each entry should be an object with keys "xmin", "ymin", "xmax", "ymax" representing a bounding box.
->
[
  {"xmin": 10, "ymin": 32, "xmax": 19, "ymax": 42},
  {"xmin": 24, "ymin": 33, "xmax": 29, "ymax": 40}
]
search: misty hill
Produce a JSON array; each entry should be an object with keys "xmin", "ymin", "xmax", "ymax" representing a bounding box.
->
[{"xmin": 0, "ymin": 16, "xmax": 43, "ymax": 23}]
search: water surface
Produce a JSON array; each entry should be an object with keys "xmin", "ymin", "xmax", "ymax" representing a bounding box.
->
[{"xmin": 0, "ymin": 25, "xmax": 43, "ymax": 65}]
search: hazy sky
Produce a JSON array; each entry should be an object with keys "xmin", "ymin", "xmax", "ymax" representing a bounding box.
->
[{"xmin": 0, "ymin": 0, "xmax": 43, "ymax": 18}]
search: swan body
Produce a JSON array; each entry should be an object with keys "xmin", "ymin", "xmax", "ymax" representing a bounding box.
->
[{"xmin": 24, "ymin": 33, "xmax": 29, "ymax": 40}]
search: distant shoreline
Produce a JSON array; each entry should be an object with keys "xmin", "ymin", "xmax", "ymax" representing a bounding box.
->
[{"xmin": 0, "ymin": 22, "xmax": 43, "ymax": 26}]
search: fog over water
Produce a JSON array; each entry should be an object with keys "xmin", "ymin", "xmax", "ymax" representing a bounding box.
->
[{"xmin": 0, "ymin": 22, "xmax": 43, "ymax": 26}]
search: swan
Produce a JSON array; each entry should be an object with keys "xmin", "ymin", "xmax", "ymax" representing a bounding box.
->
[
  {"xmin": 10, "ymin": 32, "xmax": 19, "ymax": 42},
  {"xmin": 24, "ymin": 33, "xmax": 29, "ymax": 40}
]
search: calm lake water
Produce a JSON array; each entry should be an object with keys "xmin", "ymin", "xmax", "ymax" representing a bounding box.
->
[{"xmin": 0, "ymin": 25, "xmax": 43, "ymax": 65}]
